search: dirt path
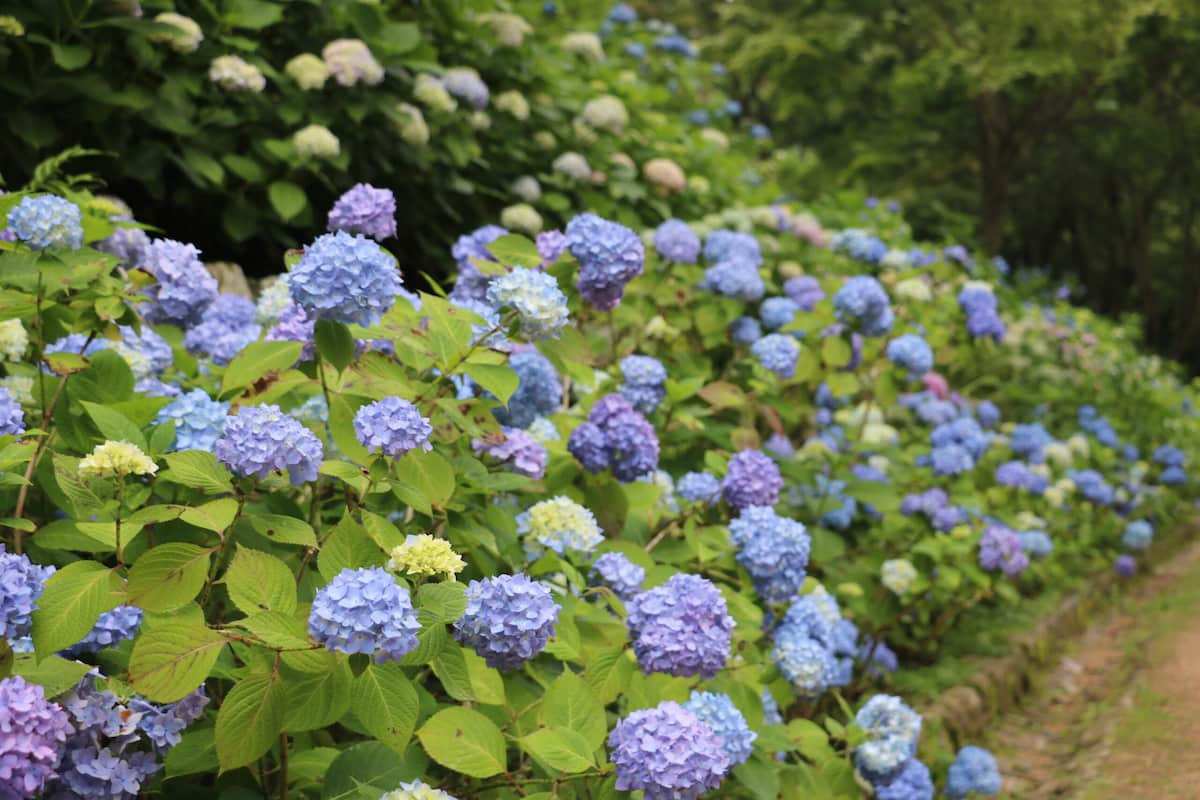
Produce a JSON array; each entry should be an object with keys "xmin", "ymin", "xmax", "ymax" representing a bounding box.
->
[{"xmin": 989, "ymin": 541, "xmax": 1200, "ymax": 799}]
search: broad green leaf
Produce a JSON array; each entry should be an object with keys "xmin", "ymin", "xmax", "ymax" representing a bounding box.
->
[
  {"xmin": 283, "ymin": 661, "xmax": 352, "ymax": 732},
  {"xmin": 246, "ymin": 513, "xmax": 318, "ymax": 547},
  {"xmin": 463, "ymin": 363, "xmax": 519, "ymax": 404},
  {"xmin": 821, "ymin": 335, "xmax": 853, "ymax": 368},
  {"xmin": 268, "ymin": 180, "xmax": 307, "ymax": 221},
  {"xmin": 397, "ymin": 623, "xmax": 448, "ymax": 666},
  {"xmin": 539, "ymin": 671, "xmax": 607, "ymax": 750},
  {"xmin": 463, "ymin": 650, "xmax": 505, "ymax": 705},
  {"xmin": 430, "ymin": 644, "xmax": 475, "ymax": 701},
  {"xmin": 126, "ymin": 504, "xmax": 187, "ymax": 525},
  {"xmin": 398, "ymin": 450, "xmax": 455, "ymax": 510},
  {"xmin": 417, "ymin": 707, "xmax": 507, "ymax": 778},
  {"xmin": 350, "ymin": 663, "xmax": 420, "ymax": 754},
  {"xmin": 127, "ymin": 542, "xmax": 212, "ymax": 612},
  {"xmin": 11, "ymin": 653, "xmax": 93, "ymax": 696},
  {"xmin": 232, "ymin": 611, "xmax": 311, "ymax": 650},
  {"xmin": 521, "ymin": 728, "xmax": 595, "ymax": 773},
  {"xmin": 416, "ymin": 581, "xmax": 467, "ymax": 624},
  {"xmin": 161, "ymin": 451, "xmax": 234, "ymax": 494},
  {"xmin": 223, "ymin": 341, "xmax": 304, "ymax": 393},
  {"xmin": 421, "ymin": 293, "xmax": 474, "ymax": 371},
  {"xmin": 224, "ymin": 547, "xmax": 297, "ymax": 615},
  {"xmin": 51, "ymin": 454, "xmax": 108, "ymax": 515},
  {"xmin": 180, "ymin": 497, "xmax": 240, "ymax": 533},
  {"xmin": 321, "ymin": 742, "xmax": 424, "ymax": 800},
  {"xmin": 165, "ymin": 726, "xmax": 218, "ymax": 778},
  {"xmin": 315, "ymin": 320, "xmax": 355, "ymax": 373},
  {"xmin": 317, "ymin": 516, "xmax": 383, "ymax": 582},
  {"xmin": 216, "ymin": 671, "xmax": 285, "ymax": 772},
  {"xmin": 486, "ymin": 233, "xmax": 541, "ymax": 266},
  {"xmin": 128, "ymin": 622, "xmax": 226, "ymax": 702},
  {"xmin": 30, "ymin": 561, "xmax": 124, "ymax": 659},
  {"xmin": 81, "ymin": 401, "xmax": 147, "ymax": 450}
]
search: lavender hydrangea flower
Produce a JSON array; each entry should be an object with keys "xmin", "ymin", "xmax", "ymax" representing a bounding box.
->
[
  {"xmin": 590, "ymin": 552, "xmax": 645, "ymax": 600},
  {"xmin": 60, "ymin": 606, "xmax": 143, "ymax": 658},
  {"xmin": 568, "ymin": 394, "xmax": 659, "ymax": 482},
  {"xmin": 833, "ymin": 276, "xmax": 893, "ymax": 337},
  {"xmin": 0, "ymin": 386, "xmax": 25, "ymax": 436},
  {"xmin": 978, "ymin": 525, "xmax": 1029, "ymax": 576},
  {"xmin": 853, "ymin": 695, "xmax": 922, "ymax": 781},
  {"xmin": 154, "ymin": 389, "xmax": 229, "ymax": 452},
  {"xmin": 0, "ymin": 676, "xmax": 73, "ymax": 799},
  {"xmin": 450, "ymin": 225, "xmax": 508, "ymax": 303},
  {"xmin": 873, "ymin": 758, "xmax": 934, "ymax": 800},
  {"xmin": 443, "ymin": 67, "xmax": 489, "ymax": 110},
  {"xmin": 760, "ymin": 296, "xmax": 800, "ymax": 331},
  {"xmin": 454, "ymin": 574, "xmax": 559, "ymax": 670},
  {"xmin": 265, "ymin": 303, "xmax": 316, "ymax": 360},
  {"xmin": 289, "ymin": 231, "xmax": 400, "ymax": 326},
  {"xmin": 139, "ymin": 239, "xmax": 218, "ymax": 326},
  {"xmin": 472, "ymin": 427, "xmax": 547, "ymax": 479},
  {"xmin": 536, "ymin": 230, "xmax": 567, "ymax": 267},
  {"xmin": 677, "ymin": 471, "xmax": 720, "ymax": 503},
  {"xmin": 6, "ymin": 195, "xmax": 83, "ymax": 250},
  {"xmin": 112, "ymin": 325, "xmax": 173, "ymax": 380},
  {"xmin": 945, "ymin": 746, "xmax": 1002, "ymax": 798},
  {"xmin": 784, "ymin": 275, "xmax": 825, "ymax": 311},
  {"xmin": 731, "ymin": 316, "xmax": 763, "ymax": 344},
  {"xmin": 976, "ymin": 400, "xmax": 1000, "ymax": 428},
  {"xmin": 1115, "ymin": 555, "xmax": 1137, "ymax": 577},
  {"xmin": 702, "ymin": 259, "xmax": 764, "ymax": 302},
  {"xmin": 729, "ymin": 506, "xmax": 810, "ymax": 603},
  {"xmin": 608, "ymin": 701, "xmax": 730, "ymax": 800},
  {"xmin": 886, "ymin": 334, "xmax": 933, "ymax": 375},
  {"xmin": 653, "ymin": 219, "xmax": 700, "ymax": 263},
  {"xmin": 752, "ymin": 333, "xmax": 800, "ymax": 378},
  {"xmin": 327, "ymin": 183, "xmax": 397, "ymax": 241},
  {"xmin": 308, "ymin": 567, "xmax": 421, "ymax": 662},
  {"xmin": 214, "ymin": 404, "xmax": 323, "ymax": 485},
  {"xmin": 682, "ymin": 691, "xmax": 756, "ymax": 766},
  {"xmin": 354, "ymin": 397, "xmax": 433, "ymax": 458},
  {"xmin": 183, "ymin": 316, "xmax": 262, "ymax": 365},
  {"xmin": 0, "ymin": 545, "xmax": 54, "ymax": 640},
  {"xmin": 994, "ymin": 461, "xmax": 1048, "ymax": 494},
  {"xmin": 721, "ymin": 449, "xmax": 783, "ymax": 510},
  {"xmin": 565, "ymin": 213, "xmax": 644, "ymax": 310},
  {"xmin": 619, "ymin": 355, "xmax": 667, "ymax": 414},
  {"xmin": 134, "ymin": 378, "xmax": 180, "ymax": 398},
  {"xmin": 704, "ymin": 230, "xmax": 762, "ymax": 266},
  {"xmin": 486, "ymin": 267, "xmax": 569, "ymax": 340},
  {"xmin": 626, "ymin": 573, "xmax": 733, "ymax": 678}
]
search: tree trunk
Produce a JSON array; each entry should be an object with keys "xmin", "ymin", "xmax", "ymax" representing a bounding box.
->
[{"xmin": 976, "ymin": 92, "xmax": 1008, "ymax": 254}]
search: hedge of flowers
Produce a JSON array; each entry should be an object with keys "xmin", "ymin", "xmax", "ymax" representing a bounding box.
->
[{"xmin": 2, "ymin": 3, "xmax": 1199, "ymax": 800}]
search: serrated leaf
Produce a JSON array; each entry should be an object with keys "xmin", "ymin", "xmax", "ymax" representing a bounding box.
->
[
  {"xmin": 417, "ymin": 707, "xmax": 507, "ymax": 778},
  {"xmin": 30, "ymin": 561, "xmax": 124, "ymax": 659},
  {"xmin": 317, "ymin": 516, "xmax": 383, "ymax": 582},
  {"xmin": 431, "ymin": 645, "xmax": 475, "ymax": 701},
  {"xmin": 224, "ymin": 547, "xmax": 297, "ymax": 615},
  {"xmin": 539, "ymin": 671, "xmax": 607, "ymax": 750},
  {"xmin": 127, "ymin": 542, "xmax": 212, "ymax": 612},
  {"xmin": 11, "ymin": 653, "xmax": 93, "ymax": 696},
  {"xmin": 283, "ymin": 661, "xmax": 352, "ymax": 732},
  {"xmin": 216, "ymin": 671, "xmax": 285, "ymax": 771},
  {"xmin": 397, "ymin": 622, "xmax": 448, "ymax": 666},
  {"xmin": 180, "ymin": 497, "xmax": 240, "ymax": 533},
  {"xmin": 233, "ymin": 611, "xmax": 311, "ymax": 650},
  {"xmin": 161, "ymin": 451, "xmax": 234, "ymax": 494},
  {"xmin": 350, "ymin": 663, "xmax": 419, "ymax": 754},
  {"xmin": 464, "ymin": 363, "xmax": 519, "ymax": 404},
  {"xmin": 521, "ymin": 728, "xmax": 595, "ymax": 773},
  {"xmin": 463, "ymin": 649, "xmax": 505, "ymax": 705},
  {"xmin": 416, "ymin": 581, "xmax": 467, "ymax": 624},
  {"xmin": 128, "ymin": 622, "xmax": 226, "ymax": 702},
  {"xmin": 486, "ymin": 233, "xmax": 541, "ymax": 266},
  {"xmin": 223, "ymin": 341, "xmax": 304, "ymax": 393},
  {"xmin": 81, "ymin": 401, "xmax": 147, "ymax": 450},
  {"xmin": 246, "ymin": 513, "xmax": 317, "ymax": 547}
]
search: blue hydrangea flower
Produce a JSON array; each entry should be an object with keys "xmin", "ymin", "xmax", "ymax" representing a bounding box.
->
[
  {"xmin": 289, "ymin": 231, "xmax": 401, "ymax": 326},
  {"xmin": 494, "ymin": 351, "xmax": 561, "ymax": 429},
  {"xmin": 0, "ymin": 386, "xmax": 25, "ymax": 436},
  {"xmin": 626, "ymin": 574, "xmax": 733, "ymax": 678},
  {"xmin": 328, "ymin": 183, "xmax": 397, "ymax": 241},
  {"xmin": 994, "ymin": 461, "xmax": 1047, "ymax": 494},
  {"xmin": 760, "ymin": 296, "xmax": 800, "ymax": 331},
  {"xmin": 1160, "ymin": 465, "xmax": 1187, "ymax": 485},
  {"xmin": 154, "ymin": 389, "xmax": 229, "ymax": 452},
  {"xmin": 135, "ymin": 378, "xmax": 181, "ymax": 398},
  {"xmin": 608, "ymin": 701, "xmax": 729, "ymax": 800},
  {"xmin": 130, "ymin": 687, "xmax": 208, "ymax": 751},
  {"xmin": 783, "ymin": 275, "xmax": 825, "ymax": 311},
  {"xmin": 677, "ymin": 471, "xmax": 720, "ymax": 503},
  {"xmin": 833, "ymin": 276, "xmax": 893, "ymax": 337},
  {"xmin": 60, "ymin": 605, "xmax": 143, "ymax": 658},
  {"xmin": 201, "ymin": 293, "xmax": 256, "ymax": 326},
  {"xmin": 454, "ymin": 574, "xmax": 559, "ymax": 670},
  {"xmin": 6, "ymin": 195, "xmax": 83, "ymax": 250},
  {"xmin": 830, "ymin": 229, "xmax": 886, "ymax": 264},
  {"xmin": 590, "ymin": 552, "xmax": 645, "ymax": 601},
  {"xmin": 265, "ymin": 303, "xmax": 316, "ymax": 360},
  {"xmin": 752, "ymin": 333, "xmax": 800, "ymax": 378},
  {"xmin": 1017, "ymin": 530, "xmax": 1054, "ymax": 559},
  {"xmin": 308, "ymin": 567, "xmax": 421, "ymax": 662},
  {"xmin": 721, "ymin": 449, "xmax": 783, "ymax": 510},
  {"xmin": 184, "ymin": 317, "xmax": 262, "ymax": 366},
  {"xmin": 765, "ymin": 432, "xmax": 795, "ymax": 459},
  {"xmin": 472, "ymin": 427, "xmax": 547, "ymax": 479},
  {"xmin": 139, "ymin": 239, "xmax": 218, "ymax": 326},
  {"xmin": 0, "ymin": 675, "xmax": 73, "ymax": 799},
  {"xmin": 568, "ymin": 394, "xmax": 659, "ymax": 482},
  {"xmin": 566, "ymin": 213, "xmax": 645, "ymax": 310},
  {"xmin": 957, "ymin": 286, "xmax": 997, "ymax": 316},
  {"xmin": 945, "ymin": 745, "xmax": 1002, "ymax": 798},
  {"xmin": 354, "ymin": 397, "xmax": 433, "ymax": 458},
  {"xmin": 932, "ymin": 417, "xmax": 991, "ymax": 460},
  {"xmin": 619, "ymin": 355, "xmax": 667, "ymax": 414},
  {"xmin": 976, "ymin": 400, "xmax": 1000, "ymax": 428},
  {"xmin": 873, "ymin": 758, "xmax": 934, "ymax": 800},
  {"xmin": 1010, "ymin": 423, "xmax": 1052, "ymax": 463},
  {"xmin": 1122, "ymin": 519, "xmax": 1154, "ymax": 551},
  {"xmin": 702, "ymin": 258, "xmax": 764, "ymax": 301},
  {"xmin": 682, "ymin": 691, "xmax": 756, "ymax": 766},
  {"xmin": 853, "ymin": 695, "xmax": 922, "ymax": 781},
  {"xmin": 443, "ymin": 67, "xmax": 489, "ymax": 110},
  {"xmin": 607, "ymin": 2, "xmax": 637, "ymax": 22},
  {"xmin": 0, "ymin": 545, "xmax": 54, "ymax": 640},
  {"xmin": 886, "ymin": 334, "xmax": 933, "ymax": 375},
  {"xmin": 214, "ymin": 404, "xmax": 323, "ymax": 485},
  {"xmin": 486, "ymin": 267, "xmax": 569, "ymax": 340},
  {"xmin": 772, "ymin": 625, "xmax": 838, "ymax": 697},
  {"xmin": 450, "ymin": 225, "xmax": 508, "ymax": 303},
  {"xmin": 729, "ymin": 506, "xmax": 810, "ymax": 603},
  {"xmin": 780, "ymin": 589, "xmax": 840, "ymax": 646},
  {"xmin": 653, "ymin": 219, "xmax": 700, "ymax": 263},
  {"xmin": 1068, "ymin": 469, "xmax": 1114, "ymax": 504},
  {"xmin": 979, "ymin": 525, "xmax": 1028, "ymax": 576},
  {"xmin": 704, "ymin": 230, "xmax": 762, "ymax": 266},
  {"xmin": 730, "ymin": 316, "xmax": 763, "ymax": 344},
  {"xmin": 1153, "ymin": 444, "xmax": 1186, "ymax": 467}
]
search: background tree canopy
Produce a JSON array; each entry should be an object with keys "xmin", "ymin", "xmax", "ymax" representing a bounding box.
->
[{"xmin": 678, "ymin": 0, "xmax": 1200, "ymax": 368}]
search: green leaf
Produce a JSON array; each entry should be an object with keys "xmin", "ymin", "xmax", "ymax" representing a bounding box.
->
[
  {"xmin": 223, "ymin": 340, "xmax": 304, "ymax": 393},
  {"xmin": 43, "ymin": 351, "xmax": 88, "ymax": 376},
  {"xmin": 30, "ymin": 561, "xmax": 124, "ymax": 660},
  {"xmin": 820, "ymin": 335, "xmax": 853, "ymax": 368},
  {"xmin": 397, "ymin": 622, "xmax": 448, "ymax": 666},
  {"xmin": 126, "ymin": 504, "xmax": 186, "ymax": 525},
  {"xmin": 350, "ymin": 663, "xmax": 420, "ymax": 754},
  {"xmin": 421, "ymin": 293, "xmax": 475, "ymax": 371},
  {"xmin": 539, "ymin": 671, "xmax": 607, "ymax": 750},
  {"xmin": 51, "ymin": 454, "xmax": 108, "ymax": 515},
  {"xmin": 165, "ymin": 726, "xmax": 218, "ymax": 778},
  {"xmin": 225, "ymin": 0, "xmax": 285, "ymax": 29},
  {"xmin": 216, "ymin": 672, "xmax": 285, "ymax": 772},
  {"xmin": 317, "ymin": 517, "xmax": 383, "ymax": 582},
  {"xmin": 283, "ymin": 662, "xmax": 352, "ymax": 732},
  {"xmin": 521, "ymin": 728, "xmax": 595, "ymax": 773},
  {"xmin": 463, "ymin": 650, "xmax": 505, "ymax": 705},
  {"xmin": 397, "ymin": 450, "xmax": 455, "ymax": 510},
  {"xmin": 128, "ymin": 621, "xmax": 226, "ymax": 702},
  {"xmin": 416, "ymin": 581, "xmax": 467, "ymax": 624},
  {"xmin": 81, "ymin": 401, "xmax": 147, "ymax": 450},
  {"xmin": 486, "ymin": 233, "xmax": 541, "ymax": 266},
  {"xmin": 417, "ymin": 707, "xmax": 507, "ymax": 778},
  {"xmin": 11, "ymin": 653, "xmax": 93, "ymax": 696},
  {"xmin": 463, "ymin": 363, "xmax": 519, "ymax": 404},
  {"xmin": 233, "ymin": 610, "xmax": 312, "ymax": 649},
  {"xmin": 826, "ymin": 371, "xmax": 859, "ymax": 397},
  {"xmin": 224, "ymin": 547, "xmax": 297, "ymax": 615},
  {"xmin": 245, "ymin": 513, "xmax": 318, "ymax": 548},
  {"xmin": 314, "ymin": 320, "xmax": 355, "ymax": 373},
  {"xmin": 180, "ymin": 497, "xmax": 240, "ymax": 533},
  {"xmin": 161, "ymin": 451, "xmax": 234, "ymax": 494},
  {"xmin": 430, "ymin": 645, "xmax": 475, "ymax": 701},
  {"xmin": 127, "ymin": 542, "xmax": 212, "ymax": 612},
  {"xmin": 321, "ymin": 742, "xmax": 423, "ymax": 800},
  {"xmin": 50, "ymin": 42, "xmax": 93, "ymax": 70}
]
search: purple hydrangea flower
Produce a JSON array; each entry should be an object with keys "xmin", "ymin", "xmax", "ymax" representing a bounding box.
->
[
  {"xmin": 61, "ymin": 605, "xmax": 143, "ymax": 658},
  {"xmin": 590, "ymin": 552, "xmax": 645, "ymax": 600},
  {"xmin": 626, "ymin": 573, "xmax": 733, "ymax": 678},
  {"xmin": 976, "ymin": 400, "xmax": 1000, "ymax": 428},
  {"xmin": 154, "ymin": 389, "xmax": 229, "ymax": 452},
  {"xmin": 138, "ymin": 239, "xmax": 218, "ymax": 326},
  {"xmin": 353, "ymin": 397, "xmax": 433, "ymax": 458},
  {"xmin": 308, "ymin": 567, "xmax": 421, "ymax": 662},
  {"xmin": 729, "ymin": 506, "xmax": 810, "ymax": 603},
  {"xmin": 783, "ymin": 275, "xmax": 825, "ymax": 311},
  {"xmin": 886, "ymin": 334, "xmax": 933, "ymax": 375},
  {"xmin": 721, "ymin": 449, "xmax": 783, "ymax": 510},
  {"xmin": 619, "ymin": 355, "xmax": 667, "ymax": 414},
  {"xmin": 833, "ymin": 276, "xmax": 893, "ymax": 337},
  {"xmin": 536, "ymin": 230, "xmax": 567, "ymax": 268},
  {"xmin": 978, "ymin": 525, "xmax": 1028, "ymax": 576},
  {"xmin": 0, "ymin": 387, "xmax": 25, "ymax": 437},
  {"xmin": 289, "ymin": 231, "xmax": 400, "ymax": 326},
  {"xmin": 946, "ymin": 746, "xmax": 1002, "ymax": 798},
  {"xmin": 454, "ymin": 574, "xmax": 559, "ymax": 670},
  {"xmin": 765, "ymin": 432, "xmax": 795, "ymax": 459},
  {"xmin": 565, "ymin": 213, "xmax": 644, "ymax": 310},
  {"xmin": 751, "ymin": 333, "xmax": 800, "ymax": 378},
  {"xmin": 607, "ymin": 701, "xmax": 730, "ymax": 800},
  {"xmin": 568, "ymin": 394, "xmax": 659, "ymax": 482},
  {"xmin": 183, "ymin": 316, "xmax": 262, "ymax": 365},
  {"xmin": 682, "ymin": 691, "xmax": 756, "ymax": 766},
  {"xmin": 6, "ymin": 195, "xmax": 83, "ymax": 251},
  {"xmin": 494, "ymin": 351, "xmax": 561, "ymax": 429},
  {"xmin": 677, "ymin": 471, "xmax": 720, "ymax": 503},
  {"xmin": 702, "ymin": 258, "xmax": 764, "ymax": 302},
  {"xmin": 131, "ymin": 687, "xmax": 208, "ymax": 751},
  {"xmin": 135, "ymin": 378, "xmax": 181, "ymax": 398},
  {"xmin": 214, "ymin": 404, "xmax": 323, "ymax": 485},
  {"xmin": 1115, "ymin": 555, "xmax": 1136, "ymax": 577},
  {"xmin": 327, "ymin": 183, "xmax": 397, "ymax": 241},
  {"xmin": 443, "ymin": 67, "xmax": 489, "ymax": 110},
  {"xmin": 653, "ymin": 219, "xmax": 700, "ymax": 264},
  {"xmin": 450, "ymin": 225, "xmax": 508, "ymax": 303},
  {"xmin": 0, "ymin": 545, "xmax": 54, "ymax": 640},
  {"xmin": 0, "ymin": 676, "xmax": 73, "ymax": 799},
  {"xmin": 472, "ymin": 427, "xmax": 547, "ymax": 479},
  {"xmin": 265, "ymin": 303, "xmax": 316, "ymax": 360}
]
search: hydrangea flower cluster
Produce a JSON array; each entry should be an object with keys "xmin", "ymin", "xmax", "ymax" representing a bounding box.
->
[
  {"xmin": 79, "ymin": 441, "xmax": 157, "ymax": 478},
  {"xmin": 1018, "ymin": 529, "xmax": 1054, "ymax": 558},
  {"xmin": 328, "ymin": 183, "xmax": 397, "ymax": 241},
  {"xmin": 6, "ymin": 195, "xmax": 83, "ymax": 250},
  {"xmin": 958, "ymin": 284, "xmax": 1006, "ymax": 341},
  {"xmin": 721, "ymin": 449, "xmax": 783, "ymax": 510},
  {"xmin": 994, "ymin": 460, "xmax": 1048, "ymax": 494},
  {"xmin": 111, "ymin": 325, "xmax": 173, "ymax": 380},
  {"xmin": 443, "ymin": 67, "xmax": 489, "ymax": 110},
  {"xmin": 568, "ymin": 394, "xmax": 659, "ymax": 482},
  {"xmin": 730, "ymin": 315, "xmax": 763, "ymax": 344},
  {"xmin": 290, "ymin": 231, "xmax": 400, "ymax": 326},
  {"xmin": 1122, "ymin": 519, "xmax": 1154, "ymax": 550},
  {"xmin": 760, "ymin": 296, "xmax": 800, "ymax": 331},
  {"xmin": 702, "ymin": 258, "xmax": 764, "ymax": 302},
  {"xmin": 448, "ymin": 224, "xmax": 507, "ymax": 302},
  {"xmin": 138, "ymin": 239, "xmax": 218, "ymax": 326},
  {"xmin": 0, "ymin": 386, "xmax": 25, "ymax": 436},
  {"xmin": 380, "ymin": 781, "xmax": 458, "ymax": 800},
  {"xmin": 590, "ymin": 552, "xmax": 645, "ymax": 600},
  {"xmin": 833, "ymin": 276, "xmax": 893, "ymax": 336},
  {"xmin": 322, "ymin": 38, "xmax": 383, "ymax": 86},
  {"xmin": 0, "ymin": 675, "xmax": 73, "ymax": 799},
  {"xmin": 853, "ymin": 695, "xmax": 923, "ymax": 781},
  {"xmin": 354, "ymin": 397, "xmax": 433, "ymax": 458},
  {"xmin": 208, "ymin": 55, "xmax": 266, "ymax": 91},
  {"xmin": 565, "ymin": 213, "xmax": 645, "ymax": 310},
  {"xmin": 626, "ymin": 573, "xmax": 733, "ymax": 678},
  {"xmin": 978, "ymin": 525, "xmax": 1029, "ymax": 576},
  {"xmin": 494, "ymin": 351, "xmax": 561, "ymax": 428},
  {"xmin": 682, "ymin": 691, "xmax": 756, "ymax": 766},
  {"xmin": 607, "ymin": 701, "xmax": 730, "ymax": 800},
  {"xmin": 619, "ymin": 354, "xmax": 667, "ymax": 414},
  {"xmin": 486, "ymin": 268, "xmax": 569, "ymax": 340},
  {"xmin": 1010, "ymin": 422, "xmax": 1053, "ymax": 463},
  {"xmin": 830, "ymin": 228, "xmax": 886, "ymax": 263},
  {"xmin": 60, "ymin": 605, "xmax": 143, "ymax": 658},
  {"xmin": 387, "ymin": 535, "xmax": 465, "ymax": 579},
  {"xmin": 214, "ymin": 404, "xmax": 323, "ymax": 485},
  {"xmin": 752, "ymin": 333, "xmax": 800, "ymax": 378},
  {"xmin": 872, "ymin": 758, "xmax": 935, "ymax": 800},
  {"xmin": 886, "ymin": 334, "xmax": 933, "ymax": 375},
  {"xmin": 1068, "ymin": 468, "xmax": 1115, "ymax": 504},
  {"xmin": 772, "ymin": 623, "xmax": 838, "ymax": 698},
  {"xmin": 265, "ymin": 302, "xmax": 316, "ymax": 360},
  {"xmin": 784, "ymin": 275, "xmax": 825, "ymax": 310},
  {"xmin": 285, "ymin": 53, "xmax": 329, "ymax": 89},
  {"xmin": 677, "ymin": 470, "xmax": 721, "ymax": 503},
  {"xmin": 945, "ymin": 745, "xmax": 1002, "ymax": 798},
  {"xmin": 0, "ymin": 545, "xmax": 53, "ymax": 642},
  {"xmin": 517, "ymin": 496, "xmax": 603, "ymax": 560},
  {"xmin": 154, "ymin": 389, "xmax": 229, "ymax": 452},
  {"xmin": 308, "ymin": 567, "xmax": 421, "ymax": 662},
  {"xmin": 151, "ymin": 11, "xmax": 203, "ymax": 52},
  {"xmin": 881, "ymin": 559, "xmax": 918, "ymax": 596},
  {"xmin": 1115, "ymin": 554, "xmax": 1137, "ymax": 577},
  {"xmin": 653, "ymin": 219, "xmax": 700, "ymax": 263},
  {"xmin": 294, "ymin": 124, "xmax": 340, "ymax": 159},
  {"xmin": 184, "ymin": 310, "xmax": 262, "ymax": 366},
  {"xmin": 453, "ymin": 574, "xmax": 559, "ymax": 670},
  {"xmin": 729, "ymin": 505, "xmax": 810, "ymax": 602},
  {"xmin": 1078, "ymin": 405, "xmax": 1119, "ymax": 448},
  {"xmin": 0, "ymin": 319, "xmax": 28, "ymax": 361},
  {"xmin": 472, "ymin": 427, "xmax": 547, "ymax": 479}
]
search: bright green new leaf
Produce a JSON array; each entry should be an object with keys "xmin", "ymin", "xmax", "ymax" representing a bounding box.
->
[
  {"xmin": 417, "ymin": 707, "xmax": 507, "ymax": 778},
  {"xmin": 521, "ymin": 727, "xmax": 595, "ymax": 773},
  {"xmin": 30, "ymin": 561, "xmax": 124, "ymax": 660},
  {"xmin": 216, "ymin": 671, "xmax": 286, "ymax": 772},
  {"xmin": 224, "ymin": 546, "xmax": 297, "ymax": 615},
  {"xmin": 127, "ymin": 542, "xmax": 213, "ymax": 612},
  {"xmin": 128, "ymin": 622, "xmax": 226, "ymax": 702},
  {"xmin": 350, "ymin": 663, "xmax": 420, "ymax": 754}
]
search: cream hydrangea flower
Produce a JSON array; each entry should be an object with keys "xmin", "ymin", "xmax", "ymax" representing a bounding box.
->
[
  {"xmin": 395, "ymin": 102, "xmax": 429, "ymax": 146},
  {"xmin": 552, "ymin": 152, "xmax": 590, "ymax": 180},
  {"xmin": 293, "ymin": 125, "xmax": 340, "ymax": 159},
  {"xmin": 285, "ymin": 53, "xmax": 330, "ymax": 90},
  {"xmin": 517, "ymin": 496, "xmax": 603, "ymax": 560},
  {"xmin": 494, "ymin": 90, "xmax": 530, "ymax": 120},
  {"xmin": 499, "ymin": 204, "xmax": 542, "ymax": 235},
  {"xmin": 380, "ymin": 780, "xmax": 457, "ymax": 800},
  {"xmin": 79, "ymin": 441, "xmax": 158, "ymax": 478},
  {"xmin": 562, "ymin": 32, "xmax": 604, "ymax": 63},
  {"xmin": 152, "ymin": 12, "xmax": 203, "ymax": 53},
  {"xmin": 478, "ymin": 12, "xmax": 532, "ymax": 47},
  {"xmin": 0, "ymin": 375, "xmax": 33, "ymax": 405},
  {"xmin": 881, "ymin": 559, "xmax": 918, "ymax": 596},
  {"xmin": 580, "ymin": 95, "xmax": 628, "ymax": 133},
  {"xmin": 413, "ymin": 74, "xmax": 456, "ymax": 113},
  {"xmin": 0, "ymin": 319, "xmax": 28, "ymax": 361},
  {"xmin": 208, "ymin": 55, "xmax": 266, "ymax": 92},
  {"xmin": 388, "ymin": 534, "xmax": 465, "ymax": 579}
]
